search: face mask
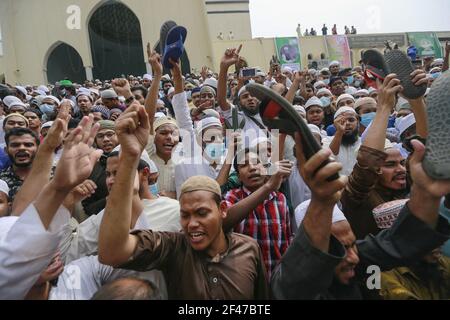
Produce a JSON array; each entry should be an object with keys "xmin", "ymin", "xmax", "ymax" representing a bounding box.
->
[
  {"xmin": 353, "ymin": 80, "xmax": 362, "ymax": 88},
  {"xmin": 320, "ymin": 96, "xmax": 331, "ymax": 107},
  {"xmin": 204, "ymin": 143, "xmax": 226, "ymax": 162},
  {"xmin": 431, "ymin": 72, "xmax": 441, "ymax": 79},
  {"xmin": 60, "ymin": 89, "xmax": 67, "ymax": 97},
  {"xmin": 346, "ymin": 76, "xmax": 354, "ymax": 85},
  {"xmin": 323, "ymin": 79, "xmax": 330, "ymax": 85},
  {"xmin": 149, "ymin": 183, "xmax": 159, "ymax": 196},
  {"xmin": 360, "ymin": 112, "xmax": 376, "ymax": 128},
  {"xmin": 39, "ymin": 104, "xmax": 55, "ymax": 115}
]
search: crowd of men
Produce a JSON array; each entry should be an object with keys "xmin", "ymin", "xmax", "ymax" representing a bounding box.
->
[{"xmin": 0, "ymin": 37, "xmax": 450, "ymax": 300}]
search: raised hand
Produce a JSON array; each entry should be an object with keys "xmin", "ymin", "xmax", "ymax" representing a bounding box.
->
[
  {"xmin": 220, "ymin": 45, "xmax": 243, "ymax": 70},
  {"xmin": 201, "ymin": 66, "xmax": 209, "ymax": 80},
  {"xmin": 115, "ymin": 103, "xmax": 150, "ymax": 158},
  {"xmin": 52, "ymin": 115, "xmax": 103, "ymax": 193},
  {"xmin": 334, "ymin": 116, "xmax": 347, "ymax": 135},
  {"xmin": 377, "ymin": 74, "xmax": 403, "ymax": 111},
  {"xmin": 266, "ymin": 160, "xmax": 293, "ymax": 191},
  {"xmin": 169, "ymin": 58, "xmax": 182, "ymax": 80},
  {"xmin": 148, "ymin": 42, "xmax": 163, "ymax": 76},
  {"xmin": 111, "ymin": 78, "xmax": 132, "ymax": 98},
  {"xmin": 64, "ymin": 180, "xmax": 97, "ymax": 210}
]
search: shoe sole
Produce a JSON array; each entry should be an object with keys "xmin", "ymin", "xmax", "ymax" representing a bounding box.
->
[
  {"xmin": 423, "ymin": 71, "xmax": 450, "ymax": 180},
  {"xmin": 385, "ymin": 50, "xmax": 427, "ymax": 99},
  {"xmin": 246, "ymin": 83, "xmax": 339, "ymax": 181},
  {"xmin": 159, "ymin": 21, "xmax": 177, "ymax": 54}
]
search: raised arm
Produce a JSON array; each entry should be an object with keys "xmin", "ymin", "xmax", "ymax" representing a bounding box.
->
[
  {"xmin": 218, "ymin": 45, "xmax": 242, "ymax": 112},
  {"xmin": 34, "ymin": 115, "xmax": 103, "ymax": 230},
  {"xmin": 223, "ymin": 160, "xmax": 292, "ymax": 231},
  {"xmin": 285, "ymin": 71, "xmax": 305, "ymax": 104},
  {"xmin": 328, "ymin": 116, "xmax": 347, "ymax": 156},
  {"xmin": 144, "ymin": 42, "xmax": 163, "ymax": 134},
  {"xmin": 98, "ymin": 103, "xmax": 150, "ymax": 267},
  {"xmin": 216, "ymin": 132, "xmax": 241, "ymax": 187},
  {"xmin": 11, "ymin": 103, "xmax": 70, "ymax": 216},
  {"xmin": 363, "ymin": 74, "xmax": 402, "ymax": 151}
]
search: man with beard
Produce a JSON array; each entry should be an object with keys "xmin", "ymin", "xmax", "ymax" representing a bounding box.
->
[
  {"xmin": 271, "ymin": 123, "xmax": 450, "ymax": 300},
  {"xmin": 82, "ymin": 120, "xmax": 119, "ymax": 216},
  {"xmin": 218, "ymin": 46, "xmax": 268, "ymax": 143},
  {"xmin": 0, "ymin": 128, "xmax": 39, "ymax": 202},
  {"xmin": 323, "ymin": 107, "xmax": 361, "ymax": 176}
]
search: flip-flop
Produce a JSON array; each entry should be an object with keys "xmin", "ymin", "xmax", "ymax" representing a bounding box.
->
[
  {"xmin": 159, "ymin": 21, "xmax": 177, "ymax": 54},
  {"xmin": 163, "ymin": 25, "xmax": 187, "ymax": 69},
  {"xmin": 362, "ymin": 49, "xmax": 389, "ymax": 89},
  {"xmin": 385, "ymin": 50, "xmax": 427, "ymax": 99},
  {"xmin": 423, "ymin": 71, "xmax": 450, "ymax": 180},
  {"xmin": 246, "ymin": 83, "xmax": 339, "ymax": 181}
]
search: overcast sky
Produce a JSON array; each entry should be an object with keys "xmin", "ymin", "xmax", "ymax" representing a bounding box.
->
[{"xmin": 249, "ymin": 0, "xmax": 450, "ymax": 38}]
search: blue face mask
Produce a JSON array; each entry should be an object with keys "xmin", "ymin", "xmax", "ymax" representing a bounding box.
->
[
  {"xmin": 346, "ymin": 76, "xmax": 354, "ymax": 85},
  {"xmin": 320, "ymin": 96, "xmax": 331, "ymax": 107},
  {"xmin": 149, "ymin": 183, "xmax": 159, "ymax": 196},
  {"xmin": 360, "ymin": 112, "xmax": 376, "ymax": 128},
  {"xmin": 323, "ymin": 79, "xmax": 330, "ymax": 85},
  {"xmin": 431, "ymin": 72, "xmax": 442, "ymax": 79},
  {"xmin": 353, "ymin": 80, "xmax": 362, "ymax": 88},
  {"xmin": 39, "ymin": 104, "xmax": 55, "ymax": 115},
  {"xmin": 204, "ymin": 143, "xmax": 226, "ymax": 162}
]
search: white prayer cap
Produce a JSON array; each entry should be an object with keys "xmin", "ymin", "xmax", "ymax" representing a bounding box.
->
[
  {"xmin": 256, "ymin": 71, "xmax": 266, "ymax": 77},
  {"xmin": 38, "ymin": 85, "xmax": 50, "ymax": 93},
  {"xmin": 43, "ymin": 95, "xmax": 61, "ymax": 105},
  {"xmin": 431, "ymin": 58, "xmax": 444, "ymax": 67},
  {"xmin": 396, "ymin": 113, "xmax": 416, "ymax": 137},
  {"xmin": 355, "ymin": 89, "xmax": 369, "ymax": 96},
  {"xmin": 345, "ymin": 86, "xmax": 358, "ymax": 96},
  {"xmin": 33, "ymin": 89, "xmax": 47, "ymax": 96},
  {"xmin": 368, "ymin": 87, "xmax": 378, "ymax": 94},
  {"xmin": 307, "ymin": 124, "xmax": 321, "ymax": 136},
  {"xmin": 313, "ymin": 81, "xmax": 326, "ymax": 90},
  {"xmin": 90, "ymin": 88, "xmax": 100, "ymax": 96},
  {"xmin": 334, "ymin": 106, "xmax": 357, "ymax": 120},
  {"xmin": 168, "ymin": 87, "xmax": 175, "ymax": 96},
  {"xmin": 162, "ymin": 74, "xmax": 171, "ymax": 81},
  {"xmin": 316, "ymin": 88, "xmax": 332, "ymax": 97},
  {"xmin": 143, "ymin": 74, "xmax": 153, "ymax": 81},
  {"xmin": 295, "ymin": 199, "xmax": 347, "ymax": 227},
  {"xmin": 336, "ymin": 93, "xmax": 356, "ymax": 106},
  {"xmin": 202, "ymin": 109, "xmax": 221, "ymax": 119},
  {"xmin": 238, "ymin": 85, "xmax": 248, "ymax": 98},
  {"xmin": 15, "ymin": 86, "xmax": 27, "ymax": 97},
  {"xmin": 203, "ymin": 77, "xmax": 218, "ymax": 90},
  {"xmin": 42, "ymin": 121, "xmax": 54, "ymax": 129},
  {"xmin": 0, "ymin": 179, "xmax": 9, "ymax": 197},
  {"xmin": 294, "ymin": 105, "xmax": 306, "ymax": 118},
  {"xmin": 154, "ymin": 112, "xmax": 166, "ymax": 119},
  {"xmin": 329, "ymin": 60, "xmax": 340, "ymax": 67},
  {"xmin": 195, "ymin": 117, "xmax": 222, "ymax": 137},
  {"xmin": 3, "ymin": 96, "xmax": 26, "ymax": 108},
  {"xmin": 305, "ymin": 96, "xmax": 323, "ymax": 110},
  {"xmin": 282, "ymin": 66, "xmax": 293, "ymax": 74},
  {"xmin": 60, "ymin": 98, "xmax": 75, "ymax": 108}
]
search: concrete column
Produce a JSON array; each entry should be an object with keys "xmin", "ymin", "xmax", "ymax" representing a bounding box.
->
[{"xmin": 85, "ymin": 66, "xmax": 93, "ymax": 80}]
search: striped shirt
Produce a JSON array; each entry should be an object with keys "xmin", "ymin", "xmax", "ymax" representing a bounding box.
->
[{"xmin": 224, "ymin": 187, "xmax": 292, "ymax": 280}]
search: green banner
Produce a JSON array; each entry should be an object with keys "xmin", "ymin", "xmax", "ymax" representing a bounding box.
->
[
  {"xmin": 407, "ymin": 32, "xmax": 443, "ymax": 59},
  {"xmin": 274, "ymin": 37, "xmax": 301, "ymax": 70}
]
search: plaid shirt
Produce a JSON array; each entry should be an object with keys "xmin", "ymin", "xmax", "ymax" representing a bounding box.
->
[{"xmin": 224, "ymin": 187, "xmax": 292, "ymax": 280}]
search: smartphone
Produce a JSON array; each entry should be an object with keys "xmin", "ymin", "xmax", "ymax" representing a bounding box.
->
[{"xmin": 240, "ymin": 68, "xmax": 257, "ymax": 78}]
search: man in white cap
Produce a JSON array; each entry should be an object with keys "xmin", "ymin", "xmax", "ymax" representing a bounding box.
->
[
  {"xmin": 218, "ymin": 46, "xmax": 269, "ymax": 143},
  {"xmin": 101, "ymin": 89, "xmax": 122, "ymax": 111},
  {"xmin": 329, "ymin": 61, "xmax": 341, "ymax": 77},
  {"xmin": 3, "ymin": 96, "xmax": 27, "ymax": 114},
  {"xmin": 304, "ymin": 97, "xmax": 326, "ymax": 135},
  {"xmin": 336, "ymin": 93, "xmax": 356, "ymax": 109},
  {"xmin": 323, "ymin": 107, "xmax": 361, "ymax": 176},
  {"xmin": 142, "ymin": 74, "xmax": 153, "ymax": 89}
]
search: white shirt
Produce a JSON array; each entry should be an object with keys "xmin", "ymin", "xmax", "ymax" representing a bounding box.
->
[
  {"xmin": 322, "ymin": 137, "xmax": 361, "ymax": 176},
  {"xmin": 288, "ymin": 165, "xmax": 311, "ymax": 211},
  {"xmin": 63, "ymin": 198, "xmax": 181, "ymax": 264},
  {"xmin": 0, "ymin": 204, "xmax": 70, "ymax": 299}
]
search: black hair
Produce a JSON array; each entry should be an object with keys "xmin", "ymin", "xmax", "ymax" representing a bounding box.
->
[
  {"xmin": 5, "ymin": 128, "xmax": 40, "ymax": 146},
  {"xmin": 0, "ymin": 85, "xmax": 14, "ymax": 100},
  {"xmin": 233, "ymin": 148, "xmax": 251, "ymax": 174},
  {"xmin": 24, "ymin": 108, "xmax": 43, "ymax": 118},
  {"xmin": 91, "ymin": 277, "xmax": 162, "ymax": 300},
  {"xmin": 293, "ymin": 95, "xmax": 305, "ymax": 106},
  {"xmin": 131, "ymin": 86, "xmax": 148, "ymax": 99}
]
